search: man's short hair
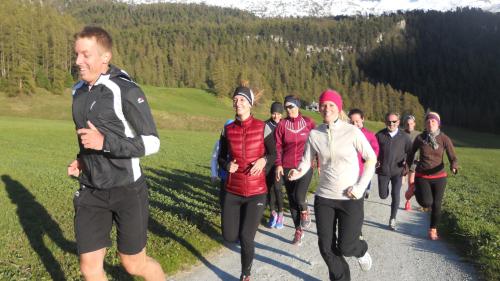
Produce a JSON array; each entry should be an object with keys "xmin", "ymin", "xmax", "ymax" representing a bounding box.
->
[
  {"xmin": 348, "ymin": 108, "xmax": 364, "ymax": 119},
  {"xmin": 385, "ymin": 112, "xmax": 400, "ymax": 121},
  {"xmin": 74, "ymin": 26, "xmax": 113, "ymax": 52}
]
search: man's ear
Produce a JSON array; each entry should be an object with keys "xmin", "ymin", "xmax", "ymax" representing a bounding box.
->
[{"xmin": 102, "ymin": 52, "xmax": 112, "ymax": 64}]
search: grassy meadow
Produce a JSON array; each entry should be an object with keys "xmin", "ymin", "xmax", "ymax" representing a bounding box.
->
[{"xmin": 0, "ymin": 87, "xmax": 498, "ymax": 280}]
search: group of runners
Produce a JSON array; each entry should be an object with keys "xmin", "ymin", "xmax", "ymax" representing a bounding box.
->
[{"xmin": 68, "ymin": 26, "xmax": 458, "ymax": 281}]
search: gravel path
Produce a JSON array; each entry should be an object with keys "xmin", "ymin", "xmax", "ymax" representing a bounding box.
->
[{"xmin": 171, "ymin": 178, "xmax": 477, "ymax": 281}]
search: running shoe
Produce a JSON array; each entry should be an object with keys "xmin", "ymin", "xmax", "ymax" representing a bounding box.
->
[
  {"xmin": 300, "ymin": 210, "xmax": 311, "ymax": 229},
  {"xmin": 275, "ymin": 212, "xmax": 284, "ymax": 229},
  {"xmin": 428, "ymin": 228, "xmax": 439, "ymax": 240},
  {"xmin": 357, "ymin": 251, "xmax": 373, "ymax": 271},
  {"xmin": 268, "ymin": 211, "xmax": 277, "ymax": 228},
  {"xmin": 240, "ymin": 274, "xmax": 251, "ymax": 281},
  {"xmin": 389, "ymin": 218, "xmax": 397, "ymax": 230},
  {"xmin": 292, "ymin": 228, "xmax": 304, "ymax": 246}
]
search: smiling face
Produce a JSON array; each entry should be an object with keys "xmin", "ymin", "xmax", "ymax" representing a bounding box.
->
[
  {"xmin": 349, "ymin": 113, "xmax": 364, "ymax": 129},
  {"xmin": 285, "ymin": 102, "xmax": 299, "ymax": 118},
  {"xmin": 74, "ymin": 37, "xmax": 111, "ymax": 85},
  {"xmin": 233, "ymin": 95, "xmax": 251, "ymax": 120},
  {"xmin": 386, "ymin": 114, "xmax": 400, "ymax": 132},
  {"xmin": 271, "ymin": 112, "xmax": 282, "ymax": 123},
  {"xmin": 320, "ymin": 101, "xmax": 339, "ymax": 123}
]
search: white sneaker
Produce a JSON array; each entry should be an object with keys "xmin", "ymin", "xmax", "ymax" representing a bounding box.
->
[
  {"xmin": 389, "ymin": 218, "xmax": 396, "ymax": 230},
  {"xmin": 358, "ymin": 251, "xmax": 372, "ymax": 271}
]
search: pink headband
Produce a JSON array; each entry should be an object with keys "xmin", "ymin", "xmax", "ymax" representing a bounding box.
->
[
  {"xmin": 426, "ymin": 113, "xmax": 441, "ymax": 125},
  {"xmin": 319, "ymin": 89, "xmax": 343, "ymax": 112}
]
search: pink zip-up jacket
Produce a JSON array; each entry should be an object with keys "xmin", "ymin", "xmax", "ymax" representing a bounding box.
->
[
  {"xmin": 275, "ymin": 114, "xmax": 315, "ymax": 169},
  {"xmin": 358, "ymin": 127, "xmax": 379, "ymax": 175}
]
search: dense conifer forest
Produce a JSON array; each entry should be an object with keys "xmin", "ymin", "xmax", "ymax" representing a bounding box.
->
[{"xmin": 1, "ymin": 0, "xmax": 499, "ymax": 131}]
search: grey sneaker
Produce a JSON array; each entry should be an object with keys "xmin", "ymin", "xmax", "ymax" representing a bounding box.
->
[
  {"xmin": 358, "ymin": 251, "xmax": 372, "ymax": 271},
  {"xmin": 389, "ymin": 218, "xmax": 396, "ymax": 230}
]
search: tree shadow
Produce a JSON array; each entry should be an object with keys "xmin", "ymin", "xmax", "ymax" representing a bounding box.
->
[
  {"xmin": 145, "ymin": 167, "xmax": 237, "ymax": 278},
  {"xmin": 224, "ymin": 243, "xmax": 322, "ymax": 281},
  {"xmin": 2, "ymin": 175, "xmax": 135, "ymax": 281},
  {"xmin": 149, "ymin": 217, "xmax": 234, "ymax": 280}
]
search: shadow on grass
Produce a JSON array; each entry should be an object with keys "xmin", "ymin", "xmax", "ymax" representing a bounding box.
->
[
  {"xmin": 149, "ymin": 217, "xmax": 234, "ymax": 280},
  {"xmin": 145, "ymin": 167, "xmax": 234, "ymax": 278},
  {"xmin": 2, "ymin": 175, "xmax": 135, "ymax": 281}
]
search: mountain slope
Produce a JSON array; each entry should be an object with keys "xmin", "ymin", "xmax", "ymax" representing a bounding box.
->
[{"xmin": 126, "ymin": 0, "xmax": 500, "ymax": 17}]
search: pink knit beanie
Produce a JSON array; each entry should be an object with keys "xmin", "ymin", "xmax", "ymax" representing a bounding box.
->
[{"xmin": 319, "ymin": 89, "xmax": 343, "ymax": 112}]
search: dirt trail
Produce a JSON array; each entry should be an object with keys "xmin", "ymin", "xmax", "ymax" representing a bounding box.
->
[{"xmin": 171, "ymin": 178, "xmax": 477, "ymax": 281}]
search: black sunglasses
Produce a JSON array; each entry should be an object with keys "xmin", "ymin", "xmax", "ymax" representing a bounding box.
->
[
  {"xmin": 285, "ymin": 105, "xmax": 296, "ymax": 110},
  {"xmin": 386, "ymin": 120, "xmax": 399, "ymax": 124}
]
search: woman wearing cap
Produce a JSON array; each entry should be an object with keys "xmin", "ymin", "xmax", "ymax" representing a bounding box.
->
[
  {"xmin": 274, "ymin": 95, "xmax": 315, "ymax": 245},
  {"xmin": 289, "ymin": 89, "xmax": 376, "ymax": 280},
  {"xmin": 265, "ymin": 102, "xmax": 285, "ymax": 229},
  {"xmin": 407, "ymin": 112, "xmax": 458, "ymax": 240},
  {"xmin": 218, "ymin": 85, "xmax": 276, "ymax": 281},
  {"xmin": 402, "ymin": 115, "xmax": 421, "ymax": 210}
]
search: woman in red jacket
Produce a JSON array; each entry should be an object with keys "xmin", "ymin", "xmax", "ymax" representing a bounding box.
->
[
  {"xmin": 218, "ymin": 85, "xmax": 276, "ymax": 281},
  {"xmin": 275, "ymin": 95, "xmax": 315, "ymax": 246}
]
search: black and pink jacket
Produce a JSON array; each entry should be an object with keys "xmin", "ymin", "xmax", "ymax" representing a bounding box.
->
[{"xmin": 274, "ymin": 114, "xmax": 315, "ymax": 169}]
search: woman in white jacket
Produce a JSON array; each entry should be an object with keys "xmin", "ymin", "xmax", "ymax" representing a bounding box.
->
[{"xmin": 289, "ymin": 89, "xmax": 376, "ymax": 281}]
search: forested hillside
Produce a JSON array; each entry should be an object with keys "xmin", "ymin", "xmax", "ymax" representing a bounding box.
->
[{"xmin": 1, "ymin": 0, "xmax": 499, "ymax": 131}]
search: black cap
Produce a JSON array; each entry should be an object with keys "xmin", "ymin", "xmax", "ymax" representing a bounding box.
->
[
  {"xmin": 270, "ymin": 102, "xmax": 284, "ymax": 114},
  {"xmin": 232, "ymin": 86, "xmax": 254, "ymax": 106}
]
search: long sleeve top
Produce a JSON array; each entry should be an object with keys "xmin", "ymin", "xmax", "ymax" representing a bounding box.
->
[
  {"xmin": 358, "ymin": 127, "xmax": 379, "ymax": 176},
  {"xmin": 210, "ymin": 140, "xmax": 220, "ymax": 178},
  {"xmin": 408, "ymin": 131, "xmax": 458, "ymax": 178},
  {"xmin": 376, "ymin": 128, "xmax": 412, "ymax": 176},
  {"xmin": 291, "ymin": 120, "xmax": 377, "ymax": 200},
  {"xmin": 274, "ymin": 114, "xmax": 315, "ymax": 168}
]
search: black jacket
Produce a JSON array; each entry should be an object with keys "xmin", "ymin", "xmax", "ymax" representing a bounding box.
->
[
  {"xmin": 72, "ymin": 65, "xmax": 159, "ymax": 189},
  {"xmin": 375, "ymin": 128, "xmax": 412, "ymax": 176}
]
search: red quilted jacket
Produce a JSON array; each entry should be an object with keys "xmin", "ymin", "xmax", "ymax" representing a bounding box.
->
[{"xmin": 225, "ymin": 116, "xmax": 267, "ymax": 197}]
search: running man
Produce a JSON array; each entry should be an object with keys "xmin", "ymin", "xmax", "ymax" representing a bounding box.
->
[{"xmin": 68, "ymin": 26, "xmax": 165, "ymax": 281}]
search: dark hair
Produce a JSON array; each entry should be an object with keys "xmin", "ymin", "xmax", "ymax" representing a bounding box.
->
[
  {"xmin": 74, "ymin": 26, "xmax": 113, "ymax": 52},
  {"xmin": 348, "ymin": 108, "xmax": 364, "ymax": 119}
]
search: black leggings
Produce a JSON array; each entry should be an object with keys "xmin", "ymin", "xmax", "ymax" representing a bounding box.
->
[
  {"xmin": 414, "ymin": 177, "xmax": 447, "ymax": 228},
  {"xmin": 266, "ymin": 169, "xmax": 284, "ymax": 212},
  {"xmin": 315, "ymin": 196, "xmax": 367, "ymax": 281},
  {"xmin": 284, "ymin": 168, "xmax": 313, "ymax": 228},
  {"xmin": 222, "ymin": 192, "xmax": 266, "ymax": 276},
  {"xmin": 377, "ymin": 175, "xmax": 403, "ymax": 219}
]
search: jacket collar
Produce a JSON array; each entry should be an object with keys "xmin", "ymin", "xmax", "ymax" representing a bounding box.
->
[{"xmin": 235, "ymin": 115, "xmax": 255, "ymax": 128}]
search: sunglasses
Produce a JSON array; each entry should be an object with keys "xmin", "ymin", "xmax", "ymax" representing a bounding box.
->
[
  {"xmin": 386, "ymin": 120, "xmax": 399, "ymax": 124},
  {"xmin": 285, "ymin": 105, "xmax": 296, "ymax": 110}
]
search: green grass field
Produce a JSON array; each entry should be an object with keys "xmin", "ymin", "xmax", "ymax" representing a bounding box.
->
[{"xmin": 0, "ymin": 87, "xmax": 498, "ymax": 280}]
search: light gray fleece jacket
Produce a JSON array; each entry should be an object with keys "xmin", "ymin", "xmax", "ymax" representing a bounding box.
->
[{"xmin": 291, "ymin": 120, "xmax": 376, "ymax": 200}]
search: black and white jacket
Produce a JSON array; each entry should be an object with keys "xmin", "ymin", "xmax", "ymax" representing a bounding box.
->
[{"xmin": 72, "ymin": 65, "xmax": 160, "ymax": 189}]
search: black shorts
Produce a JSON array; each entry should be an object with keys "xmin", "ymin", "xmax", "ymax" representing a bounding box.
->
[{"xmin": 73, "ymin": 179, "xmax": 149, "ymax": 255}]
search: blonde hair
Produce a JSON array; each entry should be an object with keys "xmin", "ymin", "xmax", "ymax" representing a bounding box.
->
[
  {"xmin": 239, "ymin": 79, "xmax": 264, "ymax": 105},
  {"xmin": 339, "ymin": 110, "xmax": 349, "ymax": 122}
]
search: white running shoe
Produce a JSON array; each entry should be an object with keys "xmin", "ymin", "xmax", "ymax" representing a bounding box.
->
[
  {"xmin": 358, "ymin": 251, "xmax": 372, "ymax": 271},
  {"xmin": 389, "ymin": 218, "xmax": 397, "ymax": 230}
]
